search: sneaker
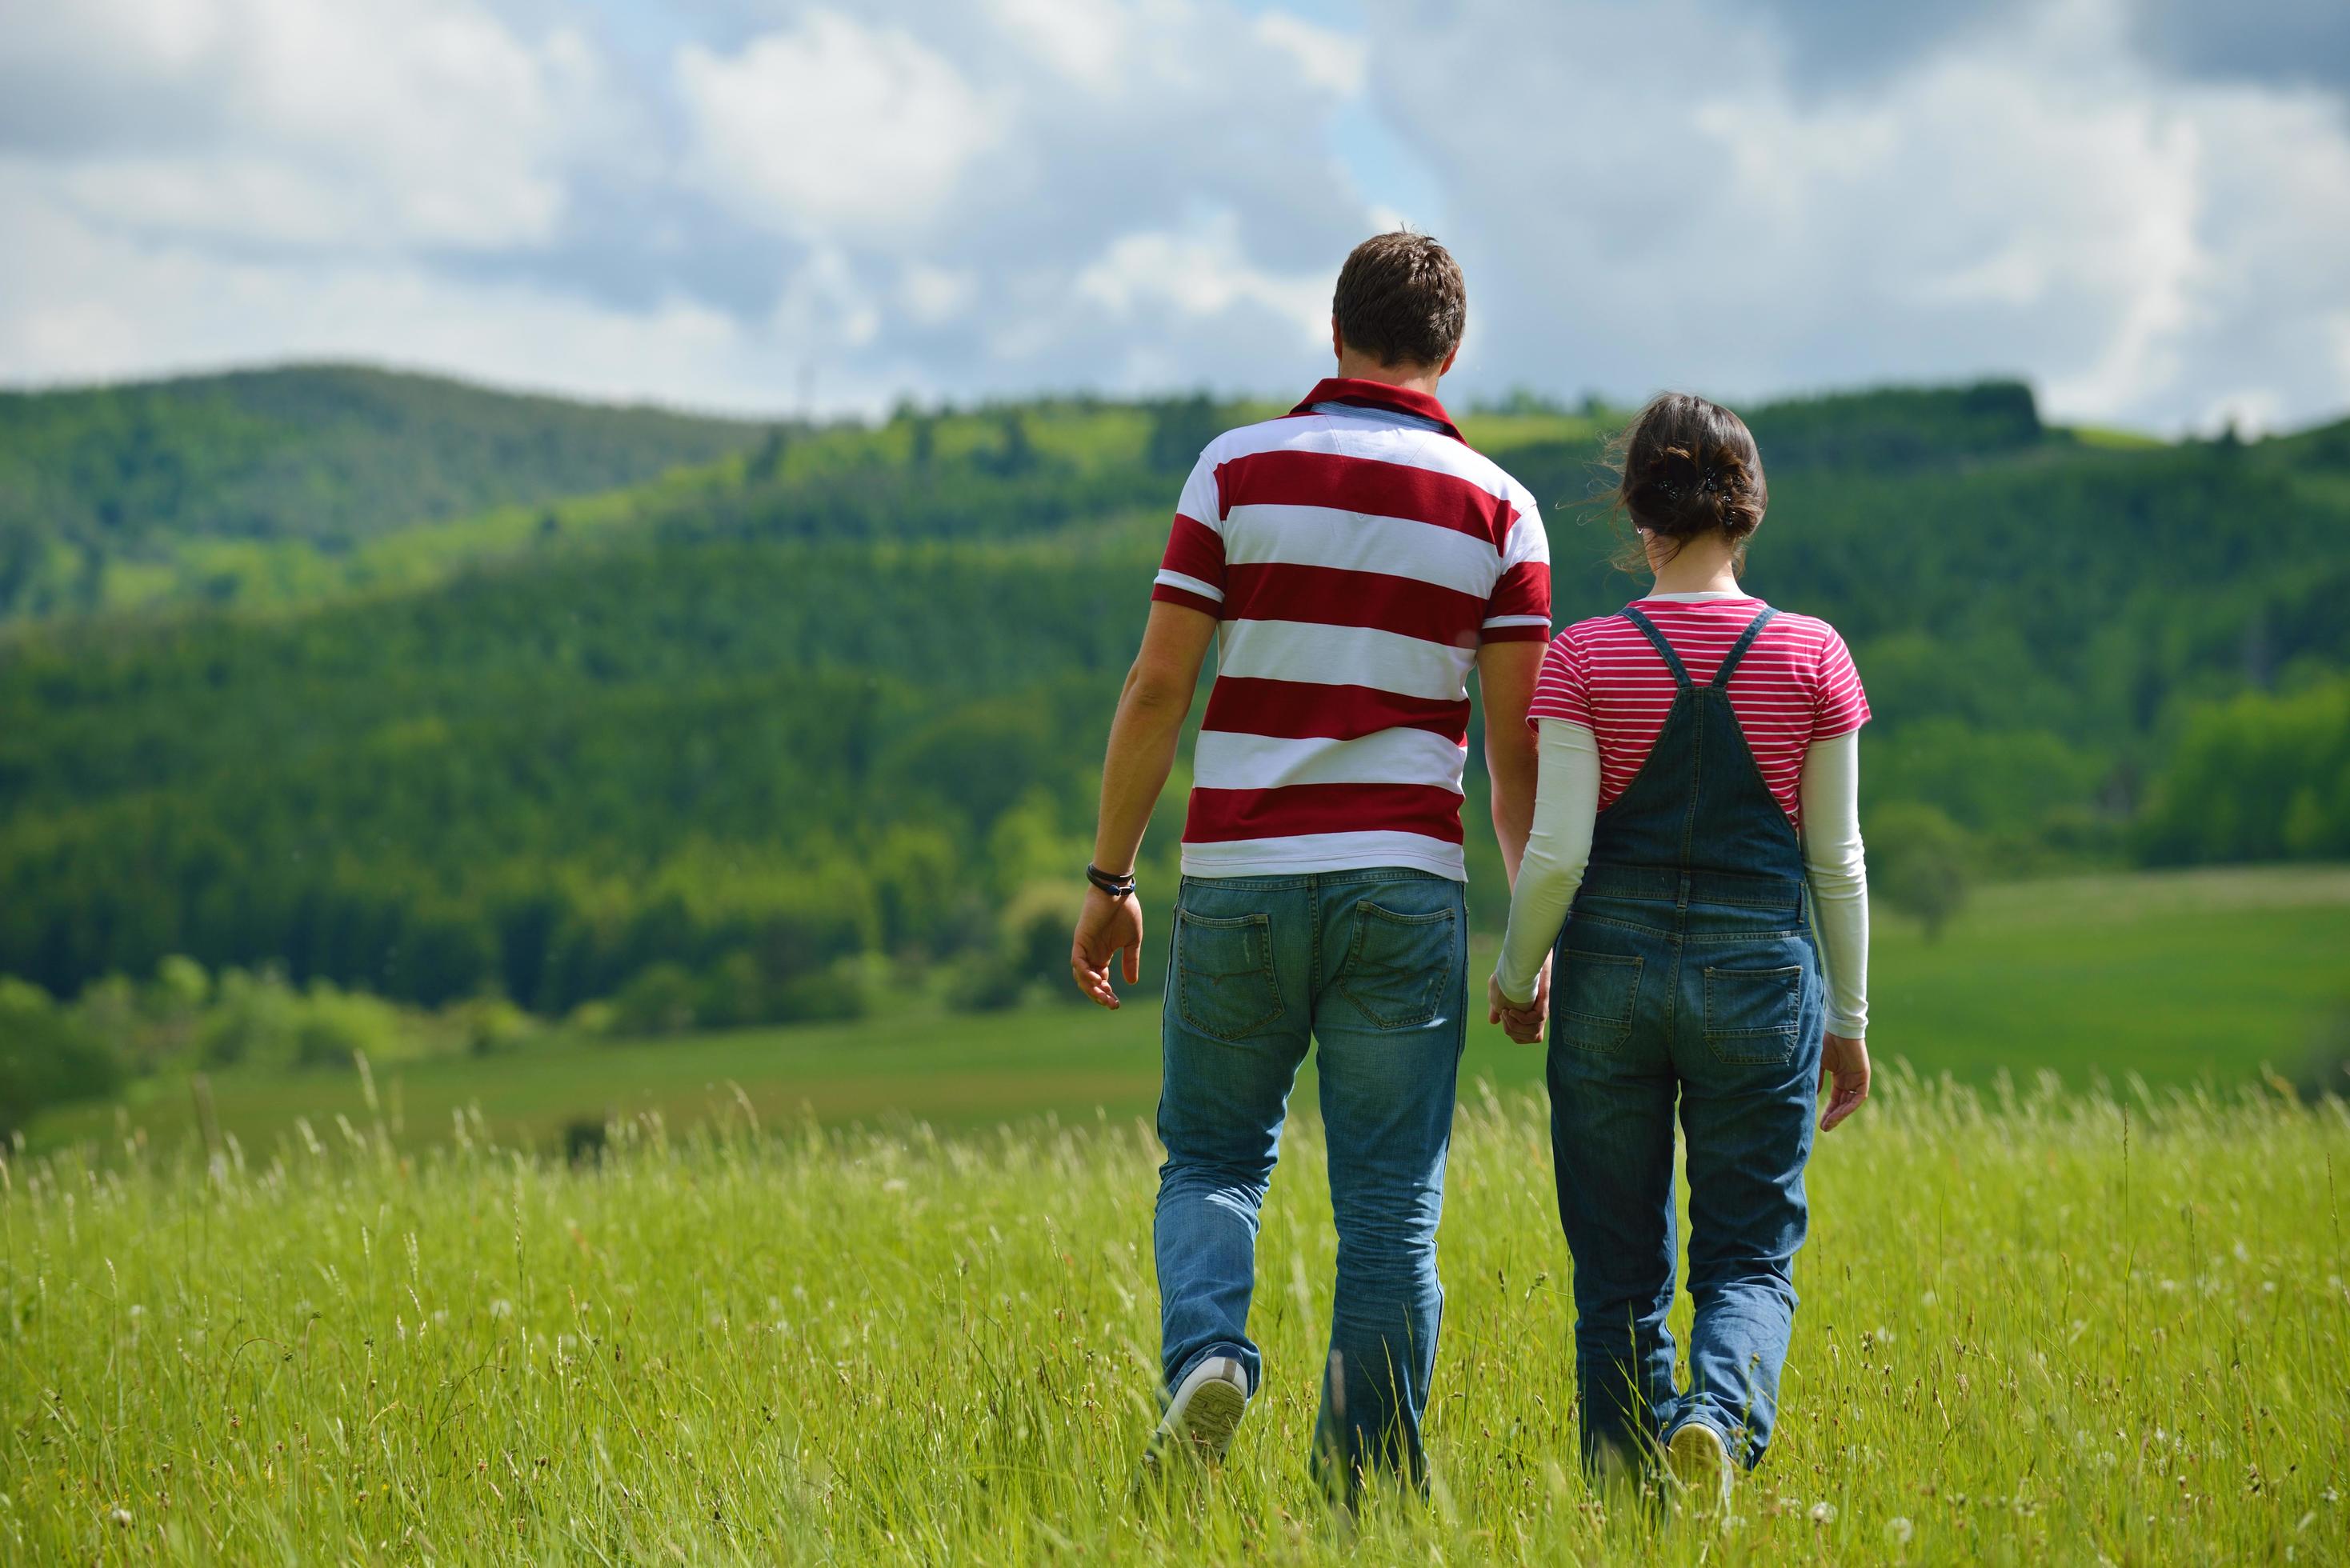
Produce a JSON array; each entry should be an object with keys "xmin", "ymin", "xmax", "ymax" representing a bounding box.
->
[
  {"xmin": 1665, "ymin": 1420, "xmax": 1735, "ymax": 1515},
  {"xmin": 1139, "ymin": 1355, "xmax": 1249, "ymax": 1479}
]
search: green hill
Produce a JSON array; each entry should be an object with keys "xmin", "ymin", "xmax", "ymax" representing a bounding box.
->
[
  {"xmin": 0, "ymin": 375, "xmax": 2344, "ymax": 1058},
  {"xmin": 0, "ymin": 364, "xmax": 767, "ymax": 619}
]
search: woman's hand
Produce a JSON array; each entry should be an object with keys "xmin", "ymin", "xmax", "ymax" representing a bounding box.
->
[
  {"xmin": 1487, "ymin": 966, "xmax": 1548, "ymax": 1045},
  {"xmin": 1819, "ymin": 1032, "xmax": 1870, "ymax": 1130}
]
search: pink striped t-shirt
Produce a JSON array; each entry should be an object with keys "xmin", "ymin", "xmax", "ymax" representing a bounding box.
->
[{"xmin": 1527, "ymin": 596, "xmax": 1868, "ymax": 830}]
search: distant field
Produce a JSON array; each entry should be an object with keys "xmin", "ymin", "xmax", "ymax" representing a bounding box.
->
[{"xmin": 27, "ymin": 866, "xmax": 2348, "ymax": 1162}]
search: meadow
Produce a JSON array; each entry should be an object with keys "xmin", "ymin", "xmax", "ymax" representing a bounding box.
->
[
  {"xmin": 3, "ymin": 1067, "xmax": 2344, "ymax": 1564},
  {"xmin": 5, "ymin": 865, "xmax": 2347, "ymax": 1562}
]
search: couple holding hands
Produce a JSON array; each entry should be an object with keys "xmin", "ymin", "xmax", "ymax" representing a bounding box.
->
[{"xmin": 1071, "ymin": 231, "xmax": 1872, "ymax": 1511}]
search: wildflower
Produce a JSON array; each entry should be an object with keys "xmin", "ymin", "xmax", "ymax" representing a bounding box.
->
[
  {"xmin": 1811, "ymin": 1501, "xmax": 1837, "ymax": 1525},
  {"xmin": 111, "ymin": 1509, "xmax": 132, "ymax": 1527},
  {"xmin": 1887, "ymin": 1516, "xmax": 1915, "ymax": 1546},
  {"xmin": 489, "ymin": 1298, "xmax": 514, "ymax": 1320}
]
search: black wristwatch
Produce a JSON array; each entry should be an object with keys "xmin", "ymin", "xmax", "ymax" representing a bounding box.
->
[{"xmin": 1086, "ymin": 863, "xmax": 1139, "ymax": 898}]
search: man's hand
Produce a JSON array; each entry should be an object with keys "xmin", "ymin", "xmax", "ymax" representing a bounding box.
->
[
  {"xmin": 1819, "ymin": 1032, "xmax": 1871, "ymax": 1130},
  {"xmin": 1071, "ymin": 886, "xmax": 1143, "ymax": 1009}
]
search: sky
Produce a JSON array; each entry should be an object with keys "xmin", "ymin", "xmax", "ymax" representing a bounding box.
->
[{"xmin": 2, "ymin": 0, "xmax": 2346, "ymax": 434}]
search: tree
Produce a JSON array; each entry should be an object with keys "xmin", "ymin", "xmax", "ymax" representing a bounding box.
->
[
  {"xmin": 1868, "ymin": 802, "xmax": 1972, "ymax": 941},
  {"xmin": 0, "ymin": 978, "xmax": 122, "ymax": 1134}
]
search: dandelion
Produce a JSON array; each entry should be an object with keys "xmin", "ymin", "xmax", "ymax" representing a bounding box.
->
[
  {"xmin": 1811, "ymin": 1501, "xmax": 1837, "ymax": 1525},
  {"xmin": 1887, "ymin": 1516, "xmax": 1915, "ymax": 1546},
  {"xmin": 489, "ymin": 1298, "xmax": 514, "ymax": 1320},
  {"xmin": 110, "ymin": 1508, "xmax": 132, "ymax": 1526}
]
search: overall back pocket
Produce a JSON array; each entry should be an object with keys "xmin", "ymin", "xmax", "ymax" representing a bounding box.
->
[
  {"xmin": 1555, "ymin": 950, "xmax": 1643, "ymax": 1054},
  {"xmin": 1175, "ymin": 908, "xmax": 1283, "ymax": 1042},
  {"xmin": 1702, "ymin": 963, "xmax": 1804, "ymax": 1064}
]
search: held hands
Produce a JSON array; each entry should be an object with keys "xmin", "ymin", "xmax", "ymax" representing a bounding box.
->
[
  {"xmin": 1487, "ymin": 954, "xmax": 1551, "ymax": 1044},
  {"xmin": 1819, "ymin": 1032, "xmax": 1871, "ymax": 1131},
  {"xmin": 1070, "ymin": 884, "xmax": 1143, "ymax": 1009}
]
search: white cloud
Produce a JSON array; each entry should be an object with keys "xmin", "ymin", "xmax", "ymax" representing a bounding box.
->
[
  {"xmin": 985, "ymin": 0, "xmax": 1127, "ymax": 86},
  {"xmin": 0, "ymin": 183, "xmax": 787, "ymax": 411},
  {"xmin": 0, "ymin": 0, "xmax": 608, "ymax": 253},
  {"xmin": 1363, "ymin": 0, "xmax": 2350, "ymax": 430},
  {"xmin": 1253, "ymin": 12, "xmax": 1368, "ymax": 97},
  {"xmin": 899, "ymin": 262, "xmax": 979, "ymax": 325},
  {"xmin": 676, "ymin": 13, "xmax": 1004, "ymax": 240},
  {"xmin": 0, "ymin": 0, "xmax": 2344, "ymax": 434},
  {"xmin": 1076, "ymin": 213, "xmax": 1326, "ymax": 334}
]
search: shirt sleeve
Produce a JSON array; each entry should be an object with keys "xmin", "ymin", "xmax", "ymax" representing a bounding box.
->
[
  {"xmin": 1480, "ymin": 484, "xmax": 1551, "ymax": 642},
  {"xmin": 1798, "ymin": 730, "xmax": 1869, "ymax": 1036},
  {"xmin": 1151, "ymin": 449, "xmax": 1226, "ymax": 616},
  {"xmin": 1523, "ymin": 629, "xmax": 1593, "ymax": 732},
  {"xmin": 1492, "ymin": 719, "xmax": 1601, "ymax": 1003},
  {"xmin": 1811, "ymin": 624, "xmax": 1871, "ymax": 741}
]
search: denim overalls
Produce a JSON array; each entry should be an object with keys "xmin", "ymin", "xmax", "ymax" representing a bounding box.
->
[{"xmin": 1546, "ymin": 604, "xmax": 1826, "ymax": 1474}]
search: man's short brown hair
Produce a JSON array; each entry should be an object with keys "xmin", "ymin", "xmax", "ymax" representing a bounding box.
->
[{"xmin": 1331, "ymin": 231, "xmax": 1466, "ymax": 369}]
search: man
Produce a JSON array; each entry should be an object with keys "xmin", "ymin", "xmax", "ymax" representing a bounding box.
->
[{"xmin": 1068, "ymin": 231, "xmax": 1551, "ymax": 1498}]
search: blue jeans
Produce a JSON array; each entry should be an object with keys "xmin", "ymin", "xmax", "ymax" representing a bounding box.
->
[
  {"xmin": 1155, "ymin": 867, "xmax": 1467, "ymax": 1493},
  {"xmin": 1546, "ymin": 867, "xmax": 1824, "ymax": 1472}
]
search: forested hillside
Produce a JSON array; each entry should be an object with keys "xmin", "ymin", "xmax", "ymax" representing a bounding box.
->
[
  {"xmin": 2, "ymin": 375, "xmax": 2345, "ymax": 1047},
  {"xmin": 0, "ymin": 365, "xmax": 766, "ymax": 619}
]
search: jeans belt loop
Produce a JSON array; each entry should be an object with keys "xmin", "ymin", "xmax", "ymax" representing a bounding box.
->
[{"xmin": 1676, "ymin": 872, "xmax": 1691, "ymax": 910}]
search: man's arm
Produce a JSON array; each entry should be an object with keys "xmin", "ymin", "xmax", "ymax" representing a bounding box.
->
[
  {"xmin": 1477, "ymin": 640, "xmax": 1544, "ymax": 881},
  {"xmin": 1071, "ymin": 600, "xmax": 1218, "ymax": 1009}
]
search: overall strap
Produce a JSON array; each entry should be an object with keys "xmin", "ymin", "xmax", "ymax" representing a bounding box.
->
[
  {"xmin": 1619, "ymin": 606, "xmax": 1694, "ymax": 692},
  {"xmin": 1709, "ymin": 607, "xmax": 1780, "ymax": 690}
]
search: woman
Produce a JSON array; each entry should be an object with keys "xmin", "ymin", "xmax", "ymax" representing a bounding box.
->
[{"xmin": 1487, "ymin": 393, "xmax": 1872, "ymax": 1508}]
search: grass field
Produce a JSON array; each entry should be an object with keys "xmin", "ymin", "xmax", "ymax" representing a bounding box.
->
[
  {"xmin": 3, "ymin": 1073, "xmax": 2344, "ymax": 1564},
  {"xmin": 27, "ymin": 866, "xmax": 2350, "ymax": 1162}
]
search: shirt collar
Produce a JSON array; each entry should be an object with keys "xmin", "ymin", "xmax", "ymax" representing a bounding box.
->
[{"xmin": 1291, "ymin": 377, "xmax": 1464, "ymax": 442}]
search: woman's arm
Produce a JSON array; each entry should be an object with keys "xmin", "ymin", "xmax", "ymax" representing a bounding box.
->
[
  {"xmin": 1796, "ymin": 730, "xmax": 1868, "ymax": 1038},
  {"xmin": 1492, "ymin": 719, "xmax": 1601, "ymax": 1006}
]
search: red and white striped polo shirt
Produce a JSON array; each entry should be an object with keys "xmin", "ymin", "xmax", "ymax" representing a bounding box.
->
[
  {"xmin": 1527, "ymin": 594, "xmax": 1869, "ymax": 830},
  {"xmin": 1151, "ymin": 378, "xmax": 1551, "ymax": 880}
]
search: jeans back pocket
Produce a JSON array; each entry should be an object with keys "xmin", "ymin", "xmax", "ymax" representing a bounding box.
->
[
  {"xmin": 1555, "ymin": 950, "xmax": 1643, "ymax": 1054},
  {"xmin": 1702, "ymin": 963, "xmax": 1804, "ymax": 1063},
  {"xmin": 1175, "ymin": 908, "xmax": 1283, "ymax": 1042},
  {"xmin": 1338, "ymin": 900, "xmax": 1458, "ymax": 1030}
]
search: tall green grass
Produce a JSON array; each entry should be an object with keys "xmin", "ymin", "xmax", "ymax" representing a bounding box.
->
[{"xmin": 4, "ymin": 1072, "xmax": 2342, "ymax": 1563}]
